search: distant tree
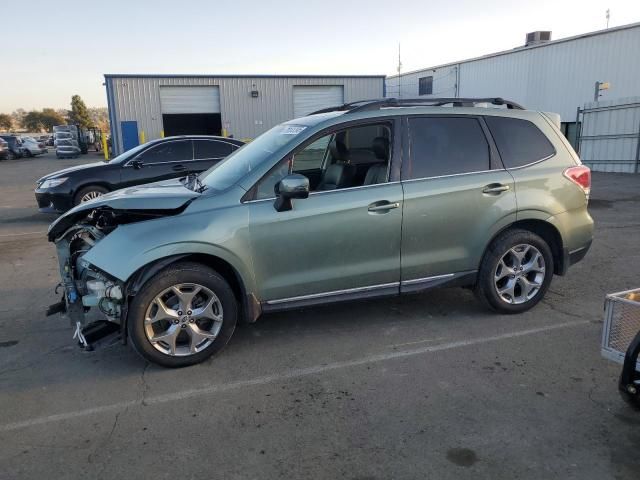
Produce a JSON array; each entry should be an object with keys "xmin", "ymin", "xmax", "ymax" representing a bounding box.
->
[
  {"xmin": 0, "ymin": 113, "xmax": 12, "ymax": 131},
  {"xmin": 88, "ymin": 107, "xmax": 109, "ymax": 133},
  {"xmin": 56, "ymin": 108, "xmax": 69, "ymax": 123},
  {"xmin": 69, "ymin": 95, "xmax": 92, "ymax": 129},
  {"xmin": 11, "ymin": 108, "xmax": 26, "ymax": 129},
  {"xmin": 40, "ymin": 108, "xmax": 67, "ymax": 131},
  {"xmin": 22, "ymin": 111, "xmax": 44, "ymax": 132}
]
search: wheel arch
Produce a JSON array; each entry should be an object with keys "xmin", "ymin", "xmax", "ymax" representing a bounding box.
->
[
  {"xmin": 123, "ymin": 253, "xmax": 260, "ymax": 341},
  {"xmin": 480, "ymin": 219, "xmax": 565, "ymax": 276}
]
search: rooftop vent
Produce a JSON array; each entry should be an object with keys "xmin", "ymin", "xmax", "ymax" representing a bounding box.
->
[{"xmin": 525, "ymin": 31, "xmax": 552, "ymax": 46}]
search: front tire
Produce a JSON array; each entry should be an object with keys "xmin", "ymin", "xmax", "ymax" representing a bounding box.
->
[
  {"xmin": 74, "ymin": 185, "xmax": 108, "ymax": 205},
  {"xmin": 127, "ymin": 262, "xmax": 238, "ymax": 367},
  {"xmin": 475, "ymin": 229, "xmax": 554, "ymax": 314}
]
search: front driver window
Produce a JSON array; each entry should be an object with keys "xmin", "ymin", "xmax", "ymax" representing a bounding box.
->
[{"xmin": 253, "ymin": 123, "xmax": 392, "ymax": 200}]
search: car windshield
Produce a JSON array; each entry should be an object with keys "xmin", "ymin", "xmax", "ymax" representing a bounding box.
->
[{"xmin": 199, "ymin": 124, "xmax": 307, "ymax": 191}]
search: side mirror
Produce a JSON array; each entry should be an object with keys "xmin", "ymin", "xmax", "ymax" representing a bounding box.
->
[
  {"xmin": 131, "ymin": 159, "xmax": 144, "ymax": 169},
  {"xmin": 273, "ymin": 174, "xmax": 309, "ymax": 212}
]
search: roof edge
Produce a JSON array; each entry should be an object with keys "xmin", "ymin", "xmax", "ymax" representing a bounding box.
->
[
  {"xmin": 104, "ymin": 73, "xmax": 386, "ymax": 79},
  {"xmin": 388, "ymin": 20, "xmax": 640, "ymax": 79}
]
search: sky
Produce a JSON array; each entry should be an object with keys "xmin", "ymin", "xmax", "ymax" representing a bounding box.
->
[{"xmin": 1, "ymin": 0, "xmax": 639, "ymax": 112}]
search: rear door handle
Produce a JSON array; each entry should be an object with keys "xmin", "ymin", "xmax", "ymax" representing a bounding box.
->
[
  {"xmin": 368, "ymin": 201, "xmax": 400, "ymax": 212},
  {"xmin": 172, "ymin": 164, "xmax": 187, "ymax": 172},
  {"xmin": 482, "ymin": 184, "xmax": 510, "ymax": 194}
]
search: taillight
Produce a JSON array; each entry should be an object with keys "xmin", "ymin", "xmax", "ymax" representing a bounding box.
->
[{"xmin": 563, "ymin": 165, "xmax": 591, "ymax": 197}]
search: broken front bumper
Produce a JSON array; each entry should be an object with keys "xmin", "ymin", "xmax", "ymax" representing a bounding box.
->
[{"xmin": 48, "ymin": 224, "xmax": 125, "ymax": 348}]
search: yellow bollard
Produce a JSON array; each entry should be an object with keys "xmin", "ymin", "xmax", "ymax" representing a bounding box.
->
[
  {"xmin": 221, "ymin": 128, "xmax": 228, "ymax": 138},
  {"xmin": 160, "ymin": 130, "xmax": 165, "ymax": 138},
  {"xmin": 139, "ymin": 131, "xmax": 146, "ymax": 145},
  {"xmin": 101, "ymin": 131, "xmax": 109, "ymax": 161}
]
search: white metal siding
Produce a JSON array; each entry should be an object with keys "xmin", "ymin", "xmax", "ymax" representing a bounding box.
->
[
  {"xmin": 293, "ymin": 86, "xmax": 344, "ymax": 118},
  {"xmin": 386, "ymin": 23, "xmax": 640, "ymax": 122},
  {"xmin": 159, "ymin": 86, "xmax": 220, "ymax": 114}
]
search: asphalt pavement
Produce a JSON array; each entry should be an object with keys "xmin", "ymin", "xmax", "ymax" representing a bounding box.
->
[{"xmin": 0, "ymin": 151, "xmax": 639, "ymax": 479}]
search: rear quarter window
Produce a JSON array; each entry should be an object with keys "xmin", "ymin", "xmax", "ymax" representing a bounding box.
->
[{"xmin": 485, "ymin": 116, "xmax": 556, "ymax": 168}]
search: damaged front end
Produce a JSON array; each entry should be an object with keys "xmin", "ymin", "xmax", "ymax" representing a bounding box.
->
[
  {"xmin": 49, "ymin": 209, "xmax": 131, "ymax": 348},
  {"xmin": 48, "ymin": 204, "xmax": 193, "ymax": 349}
]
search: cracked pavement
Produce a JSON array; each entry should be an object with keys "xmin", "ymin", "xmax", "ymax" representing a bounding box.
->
[{"xmin": 0, "ymin": 153, "xmax": 638, "ymax": 479}]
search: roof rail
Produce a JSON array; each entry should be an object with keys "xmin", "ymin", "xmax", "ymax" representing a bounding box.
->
[{"xmin": 309, "ymin": 97, "xmax": 525, "ymax": 115}]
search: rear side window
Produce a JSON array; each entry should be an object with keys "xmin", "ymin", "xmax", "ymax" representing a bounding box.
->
[
  {"xmin": 406, "ymin": 117, "xmax": 490, "ymax": 179},
  {"xmin": 194, "ymin": 140, "xmax": 234, "ymax": 160},
  {"xmin": 485, "ymin": 116, "xmax": 555, "ymax": 168},
  {"xmin": 139, "ymin": 140, "xmax": 192, "ymax": 164}
]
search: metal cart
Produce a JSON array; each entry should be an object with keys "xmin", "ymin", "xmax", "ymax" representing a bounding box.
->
[{"xmin": 601, "ymin": 288, "xmax": 640, "ymax": 408}]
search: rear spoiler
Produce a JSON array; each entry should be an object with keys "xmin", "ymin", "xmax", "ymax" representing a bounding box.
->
[{"xmin": 541, "ymin": 112, "xmax": 561, "ymax": 129}]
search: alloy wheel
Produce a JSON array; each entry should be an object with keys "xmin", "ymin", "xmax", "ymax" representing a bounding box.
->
[
  {"xmin": 494, "ymin": 244, "xmax": 546, "ymax": 305},
  {"xmin": 80, "ymin": 190, "xmax": 103, "ymax": 202},
  {"xmin": 144, "ymin": 283, "xmax": 223, "ymax": 356}
]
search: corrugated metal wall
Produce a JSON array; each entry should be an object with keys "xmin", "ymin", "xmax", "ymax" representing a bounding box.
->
[
  {"xmin": 386, "ymin": 23, "xmax": 640, "ymax": 122},
  {"xmin": 106, "ymin": 75, "xmax": 384, "ymax": 155},
  {"xmin": 578, "ymin": 97, "xmax": 640, "ymax": 173}
]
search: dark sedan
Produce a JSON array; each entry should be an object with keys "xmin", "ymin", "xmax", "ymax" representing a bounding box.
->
[{"xmin": 35, "ymin": 135, "xmax": 244, "ymax": 213}]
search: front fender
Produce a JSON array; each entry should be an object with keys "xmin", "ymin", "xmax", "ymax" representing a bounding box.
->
[{"xmin": 82, "ymin": 204, "xmax": 256, "ymax": 295}]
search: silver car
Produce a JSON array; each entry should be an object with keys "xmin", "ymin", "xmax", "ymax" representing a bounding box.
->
[{"xmin": 21, "ymin": 136, "xmax": 47, "ymax": 157}]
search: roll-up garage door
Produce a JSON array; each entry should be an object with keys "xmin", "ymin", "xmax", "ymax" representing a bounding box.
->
[
  {"xmin": 160, "ymin": 86, "xmax": 221, "ymax": 114},
  {"xmin": 293, "ymin": 86, "xmax": 344, "ymax": 118}
]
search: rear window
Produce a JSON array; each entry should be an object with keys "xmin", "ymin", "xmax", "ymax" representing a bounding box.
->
[
  {"xmin": 406, "ymin": 117, "xmax": 490, "ymax": 179},
  {"xmin": 485, "ymin": 116, "xmax": 556, "ymax": 168}
]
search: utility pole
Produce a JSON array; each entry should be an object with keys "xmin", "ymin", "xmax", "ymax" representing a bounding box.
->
[
  {"xmin": 397, "ymin": 43, "xmax": 402, "ymax": 99},
  {"xmin": 606, "ymin": 9, "xmax": 610, "ymax": 28}
]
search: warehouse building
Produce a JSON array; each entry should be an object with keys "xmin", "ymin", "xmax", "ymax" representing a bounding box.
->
[
  {"xmin": 105, "ymin": 74, "xmax": 384, "ymax": 155},
  {"xmin": 386, "ymin": 22, "xmax": 640, "ymax": 172}
]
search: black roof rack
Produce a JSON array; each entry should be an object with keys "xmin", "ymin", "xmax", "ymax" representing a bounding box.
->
[{"xmin": 309, "ymin": 97, "xmax": 525, "ymax": 115}]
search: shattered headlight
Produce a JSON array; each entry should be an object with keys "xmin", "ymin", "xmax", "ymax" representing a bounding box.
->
[{"xmin": 40, "ymin": 177, "xmax": 68, "ymax": 189}]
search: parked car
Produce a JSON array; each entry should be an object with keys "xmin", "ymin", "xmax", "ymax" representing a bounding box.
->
[
  {"xmin": 0, "ymin": 138, "xmax": 8, "ymax": 160},
  {"xmin": 0, "ymin": 135, "xmax": 24, "ymax": 160},
  {"xmin": 21, "ymin": 136, "xmax": 47, "ymax": 156},
  {"xmin": 47, "ymin": 97, "xmax": 594, "ymax": 367},
  {"xmin": 55, "ymin": 138, "xmax": 81, "ymax": 159},
  {"xmin": 36, "ymin": 135, "xmax": 244, "ymax": 213}
]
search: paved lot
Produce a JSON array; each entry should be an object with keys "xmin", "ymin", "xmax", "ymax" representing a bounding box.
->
[{"xmin": 0, "ymin": 152, "xmax": 638, "ymax": 479}]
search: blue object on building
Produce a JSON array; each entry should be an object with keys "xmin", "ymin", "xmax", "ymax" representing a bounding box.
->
[{"xmin": 121, "ymin": 121, "xmax": 139, "ymax": 152}]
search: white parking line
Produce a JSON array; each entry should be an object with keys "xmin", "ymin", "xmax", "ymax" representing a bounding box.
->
[{"xmin": 0, "ymin": 319, "xmax": 590, "ymax": 433}]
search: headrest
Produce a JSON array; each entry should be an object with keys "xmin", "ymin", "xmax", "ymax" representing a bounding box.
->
[
  {"xmin": 372, "ymin": 137, "xmax": 389, "ymax": 160},
  {"xmin": 329, "ymin": 139, "xmax": 349, "ymax": 162}
]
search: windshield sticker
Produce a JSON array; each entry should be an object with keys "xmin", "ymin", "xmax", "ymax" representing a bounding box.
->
[{"xmin": 281, "ymin": 126, "xmax": 306, "ymax": 135}]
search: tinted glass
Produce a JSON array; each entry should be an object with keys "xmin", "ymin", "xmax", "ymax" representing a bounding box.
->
[
  {"xmin": 406, "ymin": 117, "xmax": 490, "ymax": 179},
  {"xmin": 194, "ymin": 140, "xmax": 233, "ymax": 159},
  {"xmin": 139, "ymin": 140, "xmax": 191, "ymax": 164},
  {"xmin": 485, "ymin": 116, "xmax": 555, "ymax": 168}
]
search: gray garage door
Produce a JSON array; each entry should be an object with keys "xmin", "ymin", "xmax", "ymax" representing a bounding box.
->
[
  {"xmin": 293, "ymin": 86, "xmax": 344, "ymax": 118},
  {"xmin": 160, "ymin": 86, "xmax": 221, "ymax": 114}
]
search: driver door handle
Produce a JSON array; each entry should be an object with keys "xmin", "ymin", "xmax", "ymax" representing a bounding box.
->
[
  {"xmin": 368, "ymin": 201, "xmax": 400, "ymax": 212},
  {"xmin": 172, "ymin": 164, "xmax": 187, "ymax": 172},
  {"xmin": 482, "ymin": 184, "xmax": 510, "ymax": 194}
]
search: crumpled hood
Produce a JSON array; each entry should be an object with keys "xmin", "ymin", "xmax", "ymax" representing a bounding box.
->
[
  {"xmin": 37, "ymin": 162, "xmax": 107, "ymax": 182},
  {"xmin": 48, "ymin": 178, "xmax": 200, "ymax": 241}
]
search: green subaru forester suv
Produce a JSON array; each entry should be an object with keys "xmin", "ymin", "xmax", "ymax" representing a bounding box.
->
[{"xmin": 48, "ymin": 98, "xmax": 593, "ymax": 367}]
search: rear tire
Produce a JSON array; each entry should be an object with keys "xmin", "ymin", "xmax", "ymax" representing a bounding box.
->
[
  {"xmin": 475, "ymin": 229, "xmax": 554, "ymax": 314},
  {"xmin": 127, "ymin": 262, "xmax": 238, "ymax": 368}
]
